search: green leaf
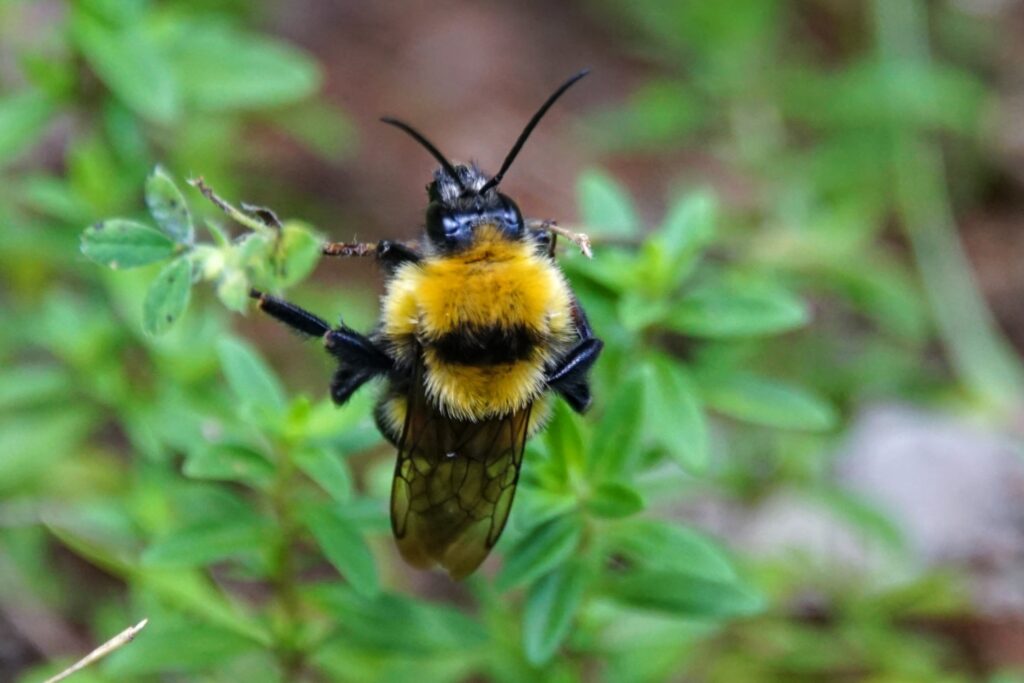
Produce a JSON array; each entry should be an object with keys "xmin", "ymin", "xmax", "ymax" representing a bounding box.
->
[
  {"xmin": 265, "ymin": 101, "xmax": 355, "ymax": 160},
  {"xmin": 236, "ymin": 232, "xmax": 275, "ymax": 285},
  {"xmin": 293, "ymin": 447, "xmax": 353, "ymax": 502},
  {"xmin": 577, "ymin": 169, "xmax": 638, "ymax": 238},
  {"xmin": 541, "ymin": 400, "xmax": 587, "ymax": 483},
  {"xmin": 45, "ymin": 520, "xmax": 136, "ymax": 576},
  {"xmin": 0, "ymin": 412, "xmax": 93, "ymax": 493},
  {"xmin": 587, "ymin": 481, "xmax": 644, "ymax": 519},
  {"xmin": 308, "ymin": 585, "xmax": 485, "ymax": 654},
  {"xmin": 666, "ymin": 279, "xmax": 809, "ymax": 338},
  {"xmin": 0, "ymin": 364, "xmax": 69, "ymax": 410},
  {"xmin": 274, "ymin": 221, "xmax": 322, "ymax": 287},
  {"xmin": 616, "ymin": 290, "xmax": 671, "ymax": 331},
  {"xmin": 649, "ymin": 191, "xmax": 716, "ymax": 288},
  {"xmin": 564, "ymin": 247, "xmax": 640, "ymax": 293},
  {"xmin": 701, "ymin": 372, "xmax": 837, "ymax": 431},
  {"xmin": 216, "ymin": 269, "xmax": 250, "ymax": 313},
  {"xmin": 145, "ymin": 165, "xmax": 193, "ymax": 243},
  {"xmin": 588, "ymin": 370, "xmax": 646, "ymax": 478},
  {"xmin": 105, "ymin": 619, "xmax": 258, "ymax": 676},
  {"xmin": 19, "ymin": 174, "xmax": 91, "ymax": 224},
  {"xmin": 641, "ymin": 355, "xmax": 708, "ymax": 472},
  {"xmin": 611, "ymin": 519, "xmax": 737, "ymax": 582},
  {"xmin": 0, "ymin": 90, "xmax": 55, "ymax": 165},
  {"xmin": 139, "ymin": 570, "xmax": 271, "ymax": 645},
  {"xmin": 587, "ymin": 79, "xmax": 705, "ymax": 151},
  {"xmin": 496, "ymin": 513, "xmax": 583, "ymax": 591},
  {"xmin": 302, "ymin": 504, "xmax": 379, "ymax": 597},
  {"xmin": 81, "ymin": 219, "xmax": 177, "ymax": 269},
  {"xmin": 143, "ymin": 256, "xmax": 193, "ymax": 335},
  {"xmin": 183, "ymin": 442, "xmax": 275, "ymax": 487},
  {"xmin": 173, "ymin": 25, "xmax": 321, "ymax": 111},
  {"xmin": 523, "ymin": 560, "xmax": 592, "ymax": 665},
  {"xmin": 608, "ymin": 568, "xmax": 762, "ymax": 618},
  {"xmin": 73, "ymin": 15, "xmax": 180, "ymax": 123},
  {"xmin": 216, "ymin": 337, "xmax": 286, "ymax": 413},
  {"xmin": 142, "ymin": 518, "xmax": 267, "ymax": 568}
]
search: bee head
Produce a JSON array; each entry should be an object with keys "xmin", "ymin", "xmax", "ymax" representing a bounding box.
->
[
  {"xmin": 423, "ymin": 164, "xmax": 524, "ymax": 251},
  {"xmin": 380, "ymin": 69, "xmax": 589, "ymax": 253}
]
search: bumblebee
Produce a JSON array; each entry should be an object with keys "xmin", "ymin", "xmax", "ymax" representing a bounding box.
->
[{"xmin": 250, "ymin": 71, "xmax": 602, "ymax": 579}]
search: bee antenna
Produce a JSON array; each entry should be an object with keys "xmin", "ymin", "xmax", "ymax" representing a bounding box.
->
[
  {"xmin": 479, "ymin": 69, "xmax": 590, "ymax": 195},
  {"xmin": 380, "ymin": 117, "xmax": 467, "ymax": 192}
]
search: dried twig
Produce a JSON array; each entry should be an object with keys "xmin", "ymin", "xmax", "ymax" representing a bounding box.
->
[
  {"xmin": 322, "ymin": 241, "xmax": 377, "ymax": 257},
  {"xmin": 43, "ymin": 618, "xmax": 148, "ymax": 683},
  {"xmin": 188, "ymin": 177, "xmax": 276, "ymax": 235}
]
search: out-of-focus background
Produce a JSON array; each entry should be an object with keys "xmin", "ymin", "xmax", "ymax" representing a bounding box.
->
[{"xmin": 3, "ymin": 1, "xmax": 1024, "ymax": 681}]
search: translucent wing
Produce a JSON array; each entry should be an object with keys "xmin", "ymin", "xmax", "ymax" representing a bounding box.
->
[{"xmin": 390, "ymin": 362, "xmax": 531, "ymax": 579}]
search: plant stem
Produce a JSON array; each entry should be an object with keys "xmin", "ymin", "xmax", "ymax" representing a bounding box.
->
[
  {"xmin": 269, "ymin": 441, "xmax": 305, "ymax": 679},
  {"xmin": 873, "ymin": 0, "xmax": 1024, "ymax": 414}
]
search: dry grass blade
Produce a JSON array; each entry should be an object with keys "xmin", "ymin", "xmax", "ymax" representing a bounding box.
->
[{"xmin": 42, "ymin": 618, "xmax": 148, "ymax": 683}]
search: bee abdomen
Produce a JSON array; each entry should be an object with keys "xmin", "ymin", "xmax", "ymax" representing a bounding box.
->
[{"xmin": 430, "ymin": 325, "xmax": 539, "ymax": 366}]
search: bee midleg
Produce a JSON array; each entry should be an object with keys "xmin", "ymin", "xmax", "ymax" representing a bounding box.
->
[
  {"xmin": 547, "ymin": 337, "xmax": 602, "ymax": 412},
  {"xmin": 250, "ymin": 288, "xmax": 331, "ymax": 336},
  {"xmin": 248, "ymin": 289, "xmax": 393, "ymax": 405},
  {"xmin": 546, "ymin": 295, "xmax": 602, "ymax": 413}
]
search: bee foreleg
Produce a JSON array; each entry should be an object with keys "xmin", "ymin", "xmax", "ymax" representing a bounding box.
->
[{"xmin": 526, "ymin": 219, "xmax": 592, "ymax": 259}]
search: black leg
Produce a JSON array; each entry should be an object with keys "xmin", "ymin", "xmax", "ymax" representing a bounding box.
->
[
  {"xmin": 324, "ymin": 327, "xmax": 392, "ymax": 370},
  {"xmin": 528, "ymin": 227, "xmax": 555, "ymax": 257},
  {"xmin": 376, "ymin": 240, "xmax": 421, "ymax": 270},
  {"xmin": 250, "ymin": 289, "xmax": 330, "ymax": 337},
  {"xmin": 546, "ymin": 291, "xmax": 602, "ymax": 413},
  {"xmin": 250, "ymin": 289, "xmax": 394, "ymax": 406},
  {"xmin": 569, "ymin": 294, "xmax": 594, "ymax": 340},
  {"xmin": 547, "ymin": 336, "xmax": 603, "ymax": 414},
  {"xmin": 547, "ymin": 337, "xmax": 603, "ymax": 387}
]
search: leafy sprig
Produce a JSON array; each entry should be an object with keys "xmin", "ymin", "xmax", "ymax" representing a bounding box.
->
[{"xmin": 81, "ymin": 167, "xmax": 322, "ymax": 333}]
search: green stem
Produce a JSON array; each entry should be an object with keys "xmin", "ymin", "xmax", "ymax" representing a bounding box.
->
[
  {"xmin": 269, "ymin": 442, "xmax": 305, "ymax": 679},
  {"xmin": 872, "ymin": 0, "xmax": 1024, "ymax": 414}
]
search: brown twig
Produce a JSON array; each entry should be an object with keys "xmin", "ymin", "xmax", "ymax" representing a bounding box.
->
[
  {"xmin": 187, "ymin": 177, "xmax": 276, "ymax": 235},
  {"xmin": 321, "ymin": 241, "xmax": 377, "ymax": 257}
]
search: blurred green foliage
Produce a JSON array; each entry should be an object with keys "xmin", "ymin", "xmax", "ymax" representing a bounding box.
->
[{"xmin": 2, "ymin": 0, "xmax": 1023, "ymax": 681}]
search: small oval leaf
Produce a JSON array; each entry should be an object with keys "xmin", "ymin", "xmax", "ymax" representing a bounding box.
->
[
  {"xmin": 145, "ymin": 165, "xmax": 193, "ymax": 243},
  {"xmin": 274, "ymin": 221, "xmax": 322, "ymax": 288},
  {"xmin": 81, "ymin": 219, "xmax": 176, "ymax": 269},
  {"xmin": 143, "ymin": 256, "xmax": 193, "ymax": 335}
]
